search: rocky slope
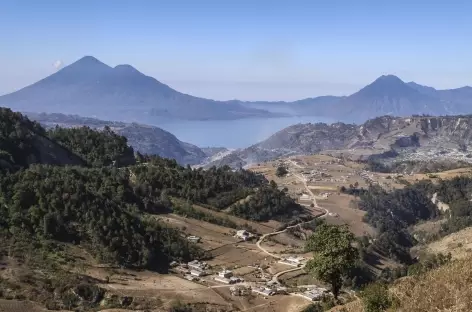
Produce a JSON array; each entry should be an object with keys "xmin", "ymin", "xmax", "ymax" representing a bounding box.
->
[
  {"xmin": 27, "ymin": 112, "xmax": 209, "ymax": 165},
  {"xmin": 207, "ymin": 115, "xmax": 472, "ymax": 168}
]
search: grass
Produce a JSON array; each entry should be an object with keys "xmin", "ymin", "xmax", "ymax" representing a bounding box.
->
[
  {"xmin": 389, "ymin": 257, "xmax": 472, "ymax": 311},
  {"xmin": 329, "ymin": 256, "xmax": 472, "ymax": 312}
]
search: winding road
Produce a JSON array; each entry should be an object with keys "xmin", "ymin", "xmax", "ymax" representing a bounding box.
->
[{"xmin": 255, "ymin": 167, "xmax": 330, "ymax": 284}]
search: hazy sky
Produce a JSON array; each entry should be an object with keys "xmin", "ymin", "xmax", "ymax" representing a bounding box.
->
[{"xmin": 1, "ymin": 0, "xmax": 471, "ymax": 101}]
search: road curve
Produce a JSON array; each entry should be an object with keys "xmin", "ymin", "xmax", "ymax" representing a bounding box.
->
[{"xmin": 255, "ymin": 169, "xmax": 330, "ymax": 284}]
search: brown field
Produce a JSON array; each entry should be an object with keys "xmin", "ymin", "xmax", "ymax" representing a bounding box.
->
[
  {"xmin": 269, "ymin": 232, "xmax": 305, "ymax": 249},
  {"xmin": 0, "ymin": 299, "xmax": 53, "ymax": 312},
  {"xmin": 251, "ymin": 155, "xmax": 377, "ymax": 237},
  {"xmin": 190, "ymin": 204, "xmax": 282, "ymax": 234},
  {"xmin": 278, "ymin": 270, "xmax": 323, "ymax": 287},
  {"xmin": 157, "ymin": 214, "xmax": 239, "ymax": 250},
  {"xmin": 318, "ymin": 194, "xmax": 376, "ymax": 237},
  {"xmin": 208, "ymin": 243, "xmax": 273, "ymax": 268}
]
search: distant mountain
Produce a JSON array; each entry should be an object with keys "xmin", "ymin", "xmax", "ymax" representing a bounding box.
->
[
  {"xmin": 206, "ymin": 115, "xmax": 472, "ymax": 168},
  {"xmin": 27, "ymin": 112, "xmax": 210, "ymax": 165},
  {"xmin": 241, "ymin": 75, "xmax": 472, "ymax": 122},
  {"xmin": 323, "ymin": 75, "xmax": 455, "ymax": 121},
  {"xmin": 408, "ymin": 82, "xmax": 472, "ymax": 108},
  {"xmin": 1, "ymin": 57, "xmax": 471, "ymax": 124},
  {"xmin": 0, "ymin": 56, "xmax": 284, "ymax": 122}
]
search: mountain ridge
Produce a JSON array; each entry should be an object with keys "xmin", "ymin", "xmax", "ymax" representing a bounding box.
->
[
  {"xmin": 1, "ymin": 57, "xmax": 471, "ymax": 123},
  {"xmin": 0, "ymin": 56, "xmax": 284, "ymax": 122},
  {"xmin": 206, "ymin": 114, "xmax": 472, "ymax": 168},
  {"xmin": 27, "ymin": 112, "xmax": 213, "ymax": 165}
]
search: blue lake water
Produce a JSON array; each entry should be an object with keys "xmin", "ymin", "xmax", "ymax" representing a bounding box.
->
[{"xmin": 149, "ymin": 116, "xmax": 334, "ymax": 148}]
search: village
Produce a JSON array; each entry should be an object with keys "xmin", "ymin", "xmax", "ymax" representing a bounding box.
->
[
  {"xmin": 172, "ymin": 229, "xmax": 330, "ymax": 303},
  {"xmin": 113, "ymin": 153, "xmax": 403, "ymax": 311}
]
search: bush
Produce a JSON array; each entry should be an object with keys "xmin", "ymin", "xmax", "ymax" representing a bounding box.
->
[
  {"xmin": 276, "ymin": 165, "xmax": 288, "ymax": 177},
  {"xmin": 361, "ymin": 282, "xmax": 392, "ymax": 312}
]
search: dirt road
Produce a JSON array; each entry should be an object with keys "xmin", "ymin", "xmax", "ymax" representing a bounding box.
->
[{"xmin": 255, "ymin": 168, "xmax": 330, "ymax": 284}]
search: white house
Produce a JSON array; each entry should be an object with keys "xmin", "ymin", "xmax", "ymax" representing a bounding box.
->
[
  {"xmin": 190, "ymin": 270, "xmax": 205, "ymax": 277},
  {"xmin": 278, "ymin": 256, "xmax": 304, "ymax": 267},
  {"xmin": 214, "ymin": 276, "xmax": 231, "ymax": 284},
  {"xmin": 218, "ymin": 269, "xmax": 233, "ymax": 278},
  {"xmin": 187, "ymin": 235, "xmax": 201, "ymax": 243},
  {"xmin": 187, "ymin": 260, "xmax": 207, "ymax": 271},
  {"xmin": 235, "ymin": 230, "xmax": 254, "ymax": 241},
  {"xmin": 252, "ymin": 287, "xmax": 275, "ymax": 297}
]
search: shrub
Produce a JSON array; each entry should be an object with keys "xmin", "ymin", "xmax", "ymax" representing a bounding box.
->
[{"xmin": 361, "ymin": 282, "xmax": 392, "ymax": 312}]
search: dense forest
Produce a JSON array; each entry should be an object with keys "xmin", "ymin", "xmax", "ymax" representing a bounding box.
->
[
  {"xmin": 131, "ymin": 157, "xmax": 303, "ymax": 221},
  {"xmin": 356, "ymin": 175, "xmax": 472, "ymax": 263},
  {"xmin": 0, "ymin": 107, "xmax": 47, "ymax": 170},
  {"xmin": 231, "ymin": 183, "xmax": 304, "ymax": 221},
  {"xmin": 0, "ymin": 165, "xmax": 205, "ymax": 271},
  {"xmin": 0, "ymin": 108, "xmax": 305, "ymax": 276},
  {"xmin": 435, "ymin": 176, "xmax": 472, "ymax": 237},
  {"xmin": 48, "ymin": 125, "xmax": 135, "ymax": 167},
  {"xmin": 357, "ymin": 181, "xmax": 437, "ymax": 263}
]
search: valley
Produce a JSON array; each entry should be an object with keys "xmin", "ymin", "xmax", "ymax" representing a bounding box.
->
[
  {"xmin": 4, "ymin": 107, "xmax": 472, "ymax": 311},
  {"xmin": 2, "ymin": 4, "xmax": 472, "ymax": 311}
]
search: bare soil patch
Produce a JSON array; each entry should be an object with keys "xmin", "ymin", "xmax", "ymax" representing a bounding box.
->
[{"xmin": 318, "ymin": 194, "xmax": 376, "ymax": 237}]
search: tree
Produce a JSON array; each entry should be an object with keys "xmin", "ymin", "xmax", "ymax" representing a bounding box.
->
[
  {"xmin": 275, "ymin": 166, "xmax": 288, "ymax": 177},
  {"xmin": 305, "ymin": 224, "xmax": 359, "ymax": 299}
]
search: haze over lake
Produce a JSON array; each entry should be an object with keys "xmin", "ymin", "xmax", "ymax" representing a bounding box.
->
[{"xmin": 148, "ymin": 116, "xmax": 335, "ymax": 148}]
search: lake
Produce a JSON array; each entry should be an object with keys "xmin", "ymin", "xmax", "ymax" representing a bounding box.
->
[{"xmin": 149, "ymin": 116, "xmax": 335, "ymax": 148}]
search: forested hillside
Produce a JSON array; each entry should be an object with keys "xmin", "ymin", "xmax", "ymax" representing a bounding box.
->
[
  {"xmin": 132, "ymin": 156, "xmax": 304, "ymax": 221},
  {"xmin": 0, "ymin": 108, "xmax": 85, "ymax": 171},
  {"xmin": 0, "ymin": 165, "xmax": 204, "ymax": 270},
  {"xmin": 354, "ymin": 176, "xmax": 472, "ymax": 264},
  {"xmin": 48, "ymin": 125, "xmax": 135, "ymax": 167},
  {"xmin": 0, "ymin": 107, "xmax": 303, "ymax": 273}
]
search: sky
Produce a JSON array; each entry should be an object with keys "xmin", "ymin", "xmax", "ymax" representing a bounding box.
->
[{"xmin": 1, "ymin": 0, "xmax": 471, "ymax": 101}]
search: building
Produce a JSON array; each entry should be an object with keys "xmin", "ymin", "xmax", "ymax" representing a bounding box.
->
[
  {"xmin": 214, "ymin": 275, "xmax": 241, "ymax": 284},
  {"xmin": 214, "ymin": 276, "xmax": 231, "ymax": 284},
  {"xmin": 230, "ymin": 285, "xmax": 251, "ymax": 296},
  {"xmin": 300, "ymin": 290, "xmax": 325, "ymax": 301},
  {"xmin": 300, "ymin": 194, "xmax": 311, "ymax": 200},
  {"xmin": 175, "ymin": 266, "xmax": 190, "ymax": 274},
  {"xmin": 298, "ymin": 287, "xmax": 328, "ymax": 301},
  {"xmin": 235, "ymin": 230, "xmax": 254, "ymax": 241},
  {"xmin": 187, "ymin": 260, "xmax": 207, "ymax": 271},
  {"xmin": 184, "ymin": 274, "xmax": 198, "ymax": 281},
  {"xmin": 252, "ymin": 287, "xmax": 275, "ymax": 297},
  {"xmin": 218, "ymin": 269, "xmax": 233, "ymax": 278},
  {"xmin": 278, "ymin": 256, "xmax": 304, "ymax": 267},
  {"xmin": 230, "ymin": 276, "xmax": 241, "ymax": 283},
  {"xmin": 187, "ymin": 235, "xmax": 201, "ymax": 243},
  {"xmin": 190, "ymin": 270, "xmax": 205, "ymax": 277}
]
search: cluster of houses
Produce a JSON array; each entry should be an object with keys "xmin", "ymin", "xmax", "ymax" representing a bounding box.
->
[
  {"xmin": 230, "ymin": 285, "xmax": 251, "ymax": 296},
  {"xmin": 251, "ymin": 281, "xmax": 287, "ymax": 298},
  {"xmin": 172, "ymin": 260, "xmax": 210, "ymax": 281},
  {"xmin": 171, "ymin": 259, "xmax": 331, "ymax": 302},
  {"xmin": 214, "ymin": 269, "xmax": 243, "ymax": 284}
]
